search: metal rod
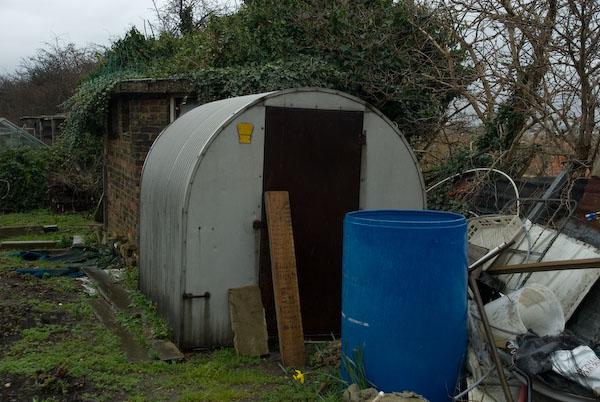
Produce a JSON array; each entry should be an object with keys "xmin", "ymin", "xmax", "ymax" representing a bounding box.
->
[
  {"xmin": 510, "ymin": 365, "xmax": 532, "ymax": 402},
  {"xmin": 469, "ymin": 274, "xmax": 514, "ymax": 402},
  {"xmin": 527, "ymin": 163, "xmax": 571, "ymax": 223},
  {"xmin": 468, "ymin": 240, "xmax": 515, "ymax": 273},
  {"xmin": 487, "ymin": 257, "xmax": 600, "ymax": 275}
]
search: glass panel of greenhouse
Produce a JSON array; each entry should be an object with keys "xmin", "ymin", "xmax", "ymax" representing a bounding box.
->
[{"xmin": 0, "ymin": 118, "xmax": 48, "ymax": 148}]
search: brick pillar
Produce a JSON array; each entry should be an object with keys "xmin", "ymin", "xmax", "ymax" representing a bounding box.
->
[{"xmin": 105, "ymin": 96, "xmax": 170, "ymax": 246}]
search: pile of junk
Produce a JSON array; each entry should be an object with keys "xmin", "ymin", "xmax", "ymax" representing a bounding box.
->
[
  {"xmin": 337, "ymin": 165, "xmax": 600, "ymax": 402},
  {"xmin": 460, "ymin": 172, "xmax": 600, "ymax": 401}
]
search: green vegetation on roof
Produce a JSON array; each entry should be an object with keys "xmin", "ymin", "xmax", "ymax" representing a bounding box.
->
[{"xmin": 62, "ymin": 0, "xmax": 468, "ymax": 149}]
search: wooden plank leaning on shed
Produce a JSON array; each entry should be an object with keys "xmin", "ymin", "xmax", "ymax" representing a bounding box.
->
[
  {"xmin": 264, "ymin": 191, "xmax": 305, "ymax": 367},
  {"xmin": 487, "ymin": 258, "xmax": 600, "ymax": 275}
]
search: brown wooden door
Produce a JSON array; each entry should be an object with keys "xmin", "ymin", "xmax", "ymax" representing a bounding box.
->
[{"xmin": 260, "ymin": 106, "xmax": 363, "ymax": 335}]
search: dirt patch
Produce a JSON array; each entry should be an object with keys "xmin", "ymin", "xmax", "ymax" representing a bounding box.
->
[
  {"xmin": 0, "ymin": 260, "xmax": 100, "ymax": 401},
  {"xmin": 0, "ymin": 252, "xmax": 344, "ymax": 402},
  {"xmin": 3, "ymin": 368, "xmax": 89, "ymax": 402}
]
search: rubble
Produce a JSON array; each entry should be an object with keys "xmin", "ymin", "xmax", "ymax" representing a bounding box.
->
[
  {"xmin": 342, "ymin": 384, "xmax": 429, "ymax": 402},
  {"xmin": 464, "ymin": 205, "xmax": 600, "ymax": 400}
]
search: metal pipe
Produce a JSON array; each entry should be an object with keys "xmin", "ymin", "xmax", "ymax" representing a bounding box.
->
[
  {"xmin": 468, "ymin": 240, "xmax": 515, "ymax": 273},
  {"xmin": 510, "ymin": 365, "xmax": 532, "ymax": 402},
  {"xmin": 469, "ymin": 274, "xmax": 514, "ymax": 402}
]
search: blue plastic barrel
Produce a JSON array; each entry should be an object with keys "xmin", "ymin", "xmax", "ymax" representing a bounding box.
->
[{"xmin": 341, "ymin": 210, "xmax": 467, "ymax": 401}]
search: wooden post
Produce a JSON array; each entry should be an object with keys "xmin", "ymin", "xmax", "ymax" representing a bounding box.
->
[
  {"xmin": 264, "ymin": 191, "xmax": 305, "ymax": 367},
  {"xmin": 51, "ymin": 118, "xmax": 56, "ymax": 145}
]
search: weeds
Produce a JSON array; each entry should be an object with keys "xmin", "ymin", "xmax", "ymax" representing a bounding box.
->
[{"xmin": 341, "ymin": 343, "xmax": 371, "ymax": 390}]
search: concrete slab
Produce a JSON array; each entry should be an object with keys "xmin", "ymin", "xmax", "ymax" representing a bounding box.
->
[
  {"xmin": 0, "ymin": 240, "xmax": 61, "ymax": 249},
  {"xmin": 0, "ymin": 225, "xmax": 40, "ymax": 237},
  {"xmin": 87, "ymin": 298, "xmax": 151, "ymax": 363},
  {"xmin": 84, "ymin": 266, "xmax": 185, "ymax": 361},
  {"xmin": 228, "ymin": 285, "xmax": 269, "ymax": 357},
  {"xmin": 82, "ymin": 267, "xmax": 131, "ymax": 311},
  {"xmin": 149, "ymin": 339, "xmax": 184, "ymax": 361},
  {"xmin": 0, "ymin": 225, "xmax": 58, "ymax": 238}
]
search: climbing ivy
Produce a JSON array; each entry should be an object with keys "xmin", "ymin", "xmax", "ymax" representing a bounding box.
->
[
  {"xmin": 190, "ymin": 58, "xmax": 344, "ymax": 103},
  {"xmin": 60, "ymin": 1, "xmax": 466, "ymax": 143},
  {"xmin": 46, "ymin": 1, "xmax": 468, "ymax": 214}
]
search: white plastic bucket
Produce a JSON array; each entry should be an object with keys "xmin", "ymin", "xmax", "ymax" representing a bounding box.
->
[{"xmin": 484, "ymin": 283, "xmax": 565, "ymax": 347}]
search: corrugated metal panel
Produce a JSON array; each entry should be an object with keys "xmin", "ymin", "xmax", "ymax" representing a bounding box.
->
[
  {"xmin": 182, "ymin": 105, "xmax": 267, "ymax": 347},
  {"xmin": 498, "ymin": 223, "xmax": 600, "ymax": 321},
  {"xmin": 360, "ymin": 111, "xmax": 425, "ymax": 209},
  {"xmin": 140, "ymin": 93, "xmax": 271, "ymax": 345},
  {"xmin": 140, "ymin": 88, "xmax": 427, "ymax": 348}
]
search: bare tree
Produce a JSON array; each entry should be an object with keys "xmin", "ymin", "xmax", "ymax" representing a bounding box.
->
[
  {"xmin": 0, "ymin": 39, "xmax": 97, "ymax": 123},
  {"xmin": 537, "ymin": 0, "xmax": 600, "ymax": 169},
  {"xmin": 413, "ymin": 0, "xmax": 563, "ymax": 175},
  {"xmin": 419, "ymin": 0, "xmax": 600, "ymax": 177},
  {"xmin": 151, "ymin": 0, "xmax": 233, "ymax": 35}
]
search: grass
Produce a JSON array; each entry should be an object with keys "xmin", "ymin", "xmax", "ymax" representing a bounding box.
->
[
  {"xmin": 0, "ymin": 208, "xmax": 98, "ymax": 246},
  {"xmin": 0, "ymin": 210, "xmax": 346, "ymax": 401},
  {"xmin": 0, "ymin": 209, "xmax": 93, "ymax": 227}
]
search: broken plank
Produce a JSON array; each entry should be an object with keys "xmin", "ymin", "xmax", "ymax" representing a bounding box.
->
[
  {"xmin": 468, "ymin": 244, "xmax": 489, "ymax": 266},
  {"xmin": 264, "ymin": 191, "xmax": 305, "ymax": 367},
  {"xmin": 0, "ymin": 225, "xmax": 43, "ymax": 237},
  {"xmin": 487, "ymin": 258, "xmax": 600, "ymax": 275}
]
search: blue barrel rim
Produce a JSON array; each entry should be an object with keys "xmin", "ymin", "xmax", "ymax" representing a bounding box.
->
[{"xmin": 345, "ymin": 209, "xmax": 466, "ymax": 228}]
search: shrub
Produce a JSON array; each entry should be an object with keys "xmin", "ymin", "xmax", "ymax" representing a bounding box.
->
[{"xmin": 0, "ymin": 147, "xmax": 50, "ymax": 212}]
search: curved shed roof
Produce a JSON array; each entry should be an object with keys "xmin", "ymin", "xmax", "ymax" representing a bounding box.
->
[
  {"xmin": 140, "ymin": 88, "xmax": 425, "ymax": 347},
  {"xmin": 142, "ymin": 92, "xmax": 268, "ymax": 221}
]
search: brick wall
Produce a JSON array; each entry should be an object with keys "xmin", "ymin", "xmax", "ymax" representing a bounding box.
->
[
  {"xmin": 104, "ymin": 96, "xmax": 170, "ymax": 244},
  {"xmin": 575, "ymin": 178, "xmax": 600, "ymax": 230}
]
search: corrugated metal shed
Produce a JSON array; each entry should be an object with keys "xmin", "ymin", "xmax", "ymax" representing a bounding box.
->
[{"xmin": 139, "ymin": 88, "xmax": 426, "ymax": 348}]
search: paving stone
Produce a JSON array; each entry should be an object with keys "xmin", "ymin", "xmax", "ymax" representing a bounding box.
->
[
  {"xmin": 228, "ymin": 285, "xmax": 269, "ymax": 357},
  {"xmin": 149, "ymin": 339, "xmax": 184, "ymax": 361},
  {"xmin": 87, "ymin": 298, "xmax": 151, "ymax": 363},
  {"xmin": 82, "ymin": 267, "xmax": 131, "ymax": 311}
]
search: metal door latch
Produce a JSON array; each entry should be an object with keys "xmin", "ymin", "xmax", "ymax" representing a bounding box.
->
[{"xmin": 183, "ymin": 292, "xmax": 210, "ymax": 299}]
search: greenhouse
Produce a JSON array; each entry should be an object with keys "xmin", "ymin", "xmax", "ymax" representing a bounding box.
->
[{"xmin": 0, "ymin": 118, "xmax": 48, "ymax": 148}]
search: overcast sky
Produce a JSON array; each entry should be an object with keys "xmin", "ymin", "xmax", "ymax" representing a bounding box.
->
[{"xmin": 0, "ymin": 0, "xmax": 162, "ymax": 75}]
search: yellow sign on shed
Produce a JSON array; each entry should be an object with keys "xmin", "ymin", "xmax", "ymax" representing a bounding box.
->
[{"xmin": 237, "ymin": 123, "xmax": 254, "ymax": 143}]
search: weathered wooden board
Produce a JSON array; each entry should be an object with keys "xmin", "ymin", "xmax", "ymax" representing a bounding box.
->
[{"xmin": 264, "ymin": 191, "xmax": 305, "ymax": 367}]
